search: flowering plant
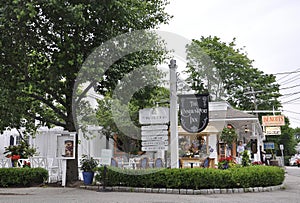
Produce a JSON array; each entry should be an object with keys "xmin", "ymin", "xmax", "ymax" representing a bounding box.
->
[
  {"xmin": 252, "ymin": 161, "xmax": 263, "ymax": 165},
  {"xmin": 23, "ymin": 161, "xmax": 31, "ymax": 168},
  {"xmin": 6, "ymin": 154, "xmax": 21, "ymax": 161},
  {"xmin": 3, "ymin": 140, "xmax": 37, "ymax": 159},
  {"xmin": 218, "ymin": 156, "xmax": 236, "ymax": 169}
]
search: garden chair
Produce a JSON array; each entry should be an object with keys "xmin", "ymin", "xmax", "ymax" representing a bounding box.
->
[
  {"xmin": 47, "ymin": 158, "xmax": 63, "ymax": 183},
  {"xmin": 154, "ymin": 158, "xmax": 164, "ymax": 168},
  {"xmin": 110, "ymin": 157, "xmax": 118, "ymax": 167},
  {"xmin": 139, "ymin": 157, "xmax": 149, "ymax": 169},
  {"xmin": 201, "ymin": 157, "xmax": 210, "ymax": 168}
]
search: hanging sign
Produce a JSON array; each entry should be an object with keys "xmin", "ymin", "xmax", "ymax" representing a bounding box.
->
[
  {"xmin": 264, "ymin": 126, "xmax": 281, "ymax": 135},
  {"xmin": 262, "ymin": 115, "xmax": 285, "ymax": 126},
  {"xmin": 139, "ymin": 107, "xmax": 169, "ymax": 125},
  {"xmin": 178, "ymin": 94, "xmax": 209, "ymax": 133}
]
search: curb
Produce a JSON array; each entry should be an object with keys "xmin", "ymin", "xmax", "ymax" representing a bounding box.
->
[{"xmin": 80, "ymin": 183, "xmax": 285, "ymax": 195}]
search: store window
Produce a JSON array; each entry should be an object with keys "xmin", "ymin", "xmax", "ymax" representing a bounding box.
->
[{"xmin": 178, "ymin": 134, "xmax": 209, "ymax": 158}]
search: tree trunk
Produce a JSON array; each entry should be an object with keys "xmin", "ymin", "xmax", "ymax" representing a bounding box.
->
[
  {"xmin": 65, "ymin": 112, "xmax": 78, "ymax": 184},
  {"xmin": 66, "ymin": 132, "xmax": 79, "ymax": 184}
]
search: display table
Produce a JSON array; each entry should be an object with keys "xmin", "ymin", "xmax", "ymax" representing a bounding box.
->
[
  {"xmin": 179, "ymin": 157, "xmax": 204, "ymax": 168},
  {"xmin": 179, "ymin": 157, "xmax": 215, "ymax": 168}
]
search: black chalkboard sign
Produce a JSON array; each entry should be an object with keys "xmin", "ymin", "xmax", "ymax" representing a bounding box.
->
[{"xmin": 179, "ymin": 94, "xmax": 209, "ymax": 133}]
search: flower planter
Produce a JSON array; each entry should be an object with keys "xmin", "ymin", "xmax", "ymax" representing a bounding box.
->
[{"xmin": 82, "ymin": 171, "xmax": 94, "ymax": 185}]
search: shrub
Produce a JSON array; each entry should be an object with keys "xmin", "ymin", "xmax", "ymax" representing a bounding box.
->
[
  {"xmin": 241, "ymin": 150, "xmax": 251, "ymax": 166},
  {"xmin": 95, "ymin": 165, "xmax": 284, "ymax": 189},
  {"xmin": 0, "ymin": 168, "xmax": 48, "ymax": 187},
  {"xmin": 230, "ymin": 165, "xmax": 284, "ymax": 188}
]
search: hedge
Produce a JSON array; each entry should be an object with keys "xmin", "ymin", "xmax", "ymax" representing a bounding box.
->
[
  {"xmin": 0, "ymin": 167, "xmax": 48, "ymax": 187},
  {"xmin": 95, "ymin": 165, "xmax": 284, "ymax": 189}
]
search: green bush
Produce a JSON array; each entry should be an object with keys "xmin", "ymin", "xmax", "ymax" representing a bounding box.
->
[
  {"xmin": 230, "ymin": 165, "xmax": 285, "ymax": 188},
  {"xmin": 95, "ymin": 165, "xmax": 284, "ymax": 189},
  {"xmin": 0, "ymin": 168, "xmax": 48, "ymax": 187}
]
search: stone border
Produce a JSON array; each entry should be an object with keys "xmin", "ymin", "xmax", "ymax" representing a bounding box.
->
[{"xmin": 80, "ymin": 184, "xmax": 285, "ymax": 195}]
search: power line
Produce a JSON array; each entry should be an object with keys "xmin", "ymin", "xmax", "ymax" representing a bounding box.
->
[
  {"xmin": 276, "ymin": 68, "xmax": 300, "ymax": 82},
  {"xmin": 284, "ymin": 102, "xmax": 300, "ymax": 104},
  {"xmin": 280, "ymin": 84, "xmax": 300, "ymax": 90},
  {"xmin": 274, "ymin": 69, "xmax": 300, "ymax": 75},
  {"xmin": 279, "ymin": 91, "xmax": 300, "ymax": 99},
  {"xmin": 282, "ymin": 109, "xmax": 300, "ymax": 115},
  {"xmin": 285, "ymin": 116, "xmax": 300, "ymax": 124},
  {"xmin": 278, "ymin": 73, "xmax": 300, "ymax": 85},
  {"xmin": 281, "ymin": 96, "xmax": 300, "ymax": 104}
]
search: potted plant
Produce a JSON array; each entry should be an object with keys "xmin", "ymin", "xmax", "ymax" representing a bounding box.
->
[{"xmin": 80, "ymin": 155, "xmax": 98, "ymax": 185}]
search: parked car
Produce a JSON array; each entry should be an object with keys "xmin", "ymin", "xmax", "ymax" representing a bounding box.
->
[
  {"xmin": 289, "ymin": 156, "xmax": 297, "ymax": 166},
  {"xmin": 289, "ymin": 154, "xmax": 300, "ymax": 166}
]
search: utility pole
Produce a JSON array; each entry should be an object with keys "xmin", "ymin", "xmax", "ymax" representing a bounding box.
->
[
  {"xmin": 169, "ymin": 59, "xmax": 179, "ymax": 168},
  {"xmin": 244, "ymin": 87, "xmax": 263, "ymax": 118},
  {"xmin": 244, "ymin": 87, "xmax": 263, "ymax": 162}
]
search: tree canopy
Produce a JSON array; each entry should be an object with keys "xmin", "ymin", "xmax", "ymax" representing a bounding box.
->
[
  {"xmin": 185, "ymin": 36, "xmax": 281, "ymax": 112},
  {"xmin": 0, "ymin": 0, "xmax": 171, "ymax": 182}
]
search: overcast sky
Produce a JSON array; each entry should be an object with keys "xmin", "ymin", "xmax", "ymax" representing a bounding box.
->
[{"xmin": 159, "ymin": 0, "xmax": 300, "ymax": 128}]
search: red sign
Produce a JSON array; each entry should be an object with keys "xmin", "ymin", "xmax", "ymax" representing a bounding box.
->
[{"xmin": 262, "ymin": 115, "xmax": 285, "ymax": 126}]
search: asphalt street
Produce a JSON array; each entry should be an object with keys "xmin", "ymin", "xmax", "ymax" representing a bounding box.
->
[{"xmin": 0, "ymin": 166, "xmax": 299, "ymax": 203}]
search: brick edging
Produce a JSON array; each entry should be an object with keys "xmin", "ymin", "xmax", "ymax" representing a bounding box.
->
[{"xmin": 80, "ymin": 184, "xmax": 285, "ymax": 195}]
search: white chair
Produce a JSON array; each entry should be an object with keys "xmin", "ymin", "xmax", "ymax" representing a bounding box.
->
[
  {"xmin": 154, "ymin": 158, "xmax": 164, "ymax": 168},
  {"xmin": 47, "ymin": 158, "xmax": 63, "ymax": 183},
  {"xmin": 139, "ymin": 157, "xmax": 149, "ymax": 169},
  {"xmin": 0, "ymin": 158, "xmax": 12, "ymax": 168},
  {"xmin": 111, "ymin": 158, "xmax": 118, "ymax": 167}
]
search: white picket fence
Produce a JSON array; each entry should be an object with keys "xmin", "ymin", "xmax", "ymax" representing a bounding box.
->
[{"xmin": 0, "ymin": 126, "xmax": 113, "ymax": 183}]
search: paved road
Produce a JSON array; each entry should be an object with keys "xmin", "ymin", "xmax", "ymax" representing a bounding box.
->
[{"xmin": 1, "ymin": 167, "xmax": 300, "ymax": 203}]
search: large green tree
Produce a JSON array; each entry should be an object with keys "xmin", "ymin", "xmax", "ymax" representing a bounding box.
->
[
  {"xmin": 185, "ymin": 36, "xmax": 298, "ymax": 161},
  {"xmin": 0, "ymin": 0, "xmax": 170, "ymax": 183},
  {"xmin": 185, "ymin": 36, "xmax": 281, "ymax": 112}
]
